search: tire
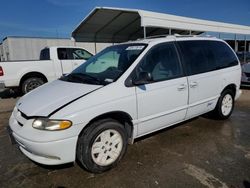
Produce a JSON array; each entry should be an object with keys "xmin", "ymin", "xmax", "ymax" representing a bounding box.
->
[
  {"xmin": 21, "ymin": 77, "xmax": 45, "ymax": 94},
  {"xmin": 212, "ymin": 89, "xmax": 235, "ymax": 120},
  {"xmin": 77, "ymin": 119, "xmax": 128, "ymax": 173}
]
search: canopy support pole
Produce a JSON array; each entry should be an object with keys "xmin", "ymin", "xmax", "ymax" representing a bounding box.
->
[
  {"xmin": 143, "ymin": 27, "xmax": 147, "ymax": 39},
  {"xmin": 244, "ymin": 35, "xmax": 247, "ymax": 63},
  {"xmin": 234, "ymin": 34, "xmax": 237, "ymax": 52},
  {"xmin": 94, "ymin": 42, "xmax": 97, "ymax": 54}
]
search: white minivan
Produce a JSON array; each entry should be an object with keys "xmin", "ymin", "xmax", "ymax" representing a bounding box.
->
[{"xmin": 8, "ymin": 36, "xmax": 241, "ymax": 173}]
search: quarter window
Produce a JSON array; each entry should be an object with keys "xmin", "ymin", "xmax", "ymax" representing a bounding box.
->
[
  {"xmin": 136, "ymin": 42, "xmax": 182, "ymax": 82},
  {"xmin": 209, "ymin": 41, "xmax": 238, "ymax": 68}
]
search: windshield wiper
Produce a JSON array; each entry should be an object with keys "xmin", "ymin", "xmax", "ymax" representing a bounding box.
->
[{"xmin": 66, "ymin": 73, "xmax": 105, "ymax": 85}]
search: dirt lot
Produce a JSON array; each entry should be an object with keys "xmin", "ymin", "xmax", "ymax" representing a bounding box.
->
[{"xmin": 0, "ymin": 89, "xmax": 250, "ymax": 188}]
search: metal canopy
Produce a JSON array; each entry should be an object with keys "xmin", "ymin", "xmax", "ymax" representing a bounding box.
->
[{"xmin": 72, "ymin": 7, "xmax": 250, "ymax": 43}]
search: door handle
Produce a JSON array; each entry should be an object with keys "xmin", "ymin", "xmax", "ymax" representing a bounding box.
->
[
  {"xmin": 190, "ymin": 82, "xmax": 198, "ymax": 88},
  {"xmin": 177, "ymin": 84, "xmax": 187, "ymax": 91}
]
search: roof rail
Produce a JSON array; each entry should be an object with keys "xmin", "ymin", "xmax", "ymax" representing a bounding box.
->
[
  {"xmin": 145, "ymin": 35, "xmax": 170, "ymax": 39},
  {"xmin": 145, "ymin": 34, "xmax": 199, "ymax": 39},
  {"xmin": 173, "ymin": 34, "xmax": 197, "ymax": 37},
  {"xmin": 136, "ymin": 34, "xmax": 217, "ymax": 41}
]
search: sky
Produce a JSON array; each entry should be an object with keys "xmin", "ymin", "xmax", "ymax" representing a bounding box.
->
[{"xmin": 0, "ymin": 0, "xmax": 250, "ymax": 41}]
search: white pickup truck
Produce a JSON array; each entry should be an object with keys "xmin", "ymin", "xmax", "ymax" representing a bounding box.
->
[{"xmin": 0, "ymin": 46, "xmax": 92, "ymax": 94}]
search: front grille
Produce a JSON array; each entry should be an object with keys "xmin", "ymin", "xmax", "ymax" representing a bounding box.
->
[
  {"xmin": 19, "ymin": 111, "xmax": 29, "ymax": 120},
  {"xmin": 17, "ymin": 121, "xmax": 23, "ymax": 127},
  {"xmin": 244, "ymin": 72, "xmax": 250, "ymax": 77},
  {"xmin": 15, "ymin": 109, "xmax": 28, "ymax": 127}
]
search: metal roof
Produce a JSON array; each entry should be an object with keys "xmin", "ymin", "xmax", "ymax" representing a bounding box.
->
[{"xmin": 72, "ymin": 7, "xmax": 250, "ymax": 43}]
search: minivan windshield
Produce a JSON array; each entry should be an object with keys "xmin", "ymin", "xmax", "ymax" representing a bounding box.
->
[{"xmin": 60, "ymin": 43, "xmax": 147, "ymax": 85}]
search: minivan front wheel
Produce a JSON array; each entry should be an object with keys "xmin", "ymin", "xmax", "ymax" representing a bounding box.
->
[
  {"xmin": 77, "ymin": 119, "xmax": 128, "ymax": 173},
  {"xmin": 213, "ymin": 89, "xmax": 234, "ymax": 119}
]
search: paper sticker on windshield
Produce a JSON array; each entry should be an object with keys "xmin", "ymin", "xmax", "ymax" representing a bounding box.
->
[{"xmin": 126, "ymin": 46, "xmax": 144, "ymax": 51}]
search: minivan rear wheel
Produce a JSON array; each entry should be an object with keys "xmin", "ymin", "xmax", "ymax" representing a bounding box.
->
[
  {"xmin": 212, "ymin": 89, "xmax": 234, "ymax": 120},
  {"xmin": 76, "ymin": 119, "xmax": 128, "ymax": 173}
]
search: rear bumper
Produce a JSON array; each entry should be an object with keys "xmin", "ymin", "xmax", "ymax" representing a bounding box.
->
[
  {"xmin": 235, "ymin": 89, "xmax": 242, "ymax": 100},
  {"xmin": 241, "ymin": 81, "xmax": 250, "ymax": 87},
  {"xmin": 0, "ymin": 81, "xmax": 5, "ymax": 90}
]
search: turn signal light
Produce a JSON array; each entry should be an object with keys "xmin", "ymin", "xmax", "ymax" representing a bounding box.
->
[{"xmin": 0, "ymin": 66, "xmax": 3, "ymax": 76}]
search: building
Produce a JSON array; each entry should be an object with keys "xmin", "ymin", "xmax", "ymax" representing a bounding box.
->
[{"xmin": 0, "ymin": 36, "xmax": 111, "ymax": 61}]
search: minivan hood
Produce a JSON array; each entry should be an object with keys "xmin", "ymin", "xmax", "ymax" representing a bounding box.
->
[{"xmin": 17, "ymin": 80, "xmax": 102, "ymax": 117}]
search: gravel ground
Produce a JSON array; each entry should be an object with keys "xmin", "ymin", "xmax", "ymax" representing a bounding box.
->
[{"xmin": 0, "ymin": 89, "xmax": 250, "ymax": 188}]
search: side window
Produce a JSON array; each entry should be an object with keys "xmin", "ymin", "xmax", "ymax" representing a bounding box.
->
[
  {"xmin": 57, "ymin": 48, "xmax": 69, "ymax": 60},
  {"xmin": 137, "ymin": 42, "xmax": 182, "ymax": 82},
  {"xmin": 178, "ymin": 41, "xmax": 217, "ymax": 75},
  {"xmin": 40, "ymin": 48, "xmax": 50, "ymax": 60},
  {"xmin": 71, "ymin": 48, "xmax": 92, "ymax": 60},
  {"xmin": 209, "ymin": 41, "xmax": 238, "ymax": 68},
  {"xmin": 58, "ymin": 48, "xmax": 93, "ymax": 60}
]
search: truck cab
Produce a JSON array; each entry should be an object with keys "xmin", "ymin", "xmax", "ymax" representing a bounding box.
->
[{"xmin": 0, "ymin": 46, "xmax": 93, "ymax": 94}]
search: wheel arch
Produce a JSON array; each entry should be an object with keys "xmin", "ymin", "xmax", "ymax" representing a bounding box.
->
[
  {"xmin": 19, "ymin": 72, "xmax": 48, "ymax": 87},
  {"xmin": 79, "ymin": 111, "xmax": 134, "ymax": 144},
  {"xmin": 221, "ymin": 84, "xmax": 236, "ymax": 97}
]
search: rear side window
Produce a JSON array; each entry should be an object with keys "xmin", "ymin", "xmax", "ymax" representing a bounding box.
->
[
  {"xmin": 177, "ymin": 40, "xmax": 217, "ymax": 75},
  {"xmin": 178, "ymin": 40, "xmax": 238, "ymax": 76},
  {"xmin": 57, "ymin": 48, "xmax": 93, "ymax": 60},
  {"xmin": 40, "ymin": 48, "xmax": 50, "ymax": 60},
  {"xmin": 137, "ymin": 42, "xmax": 183, "ymax": 82}
]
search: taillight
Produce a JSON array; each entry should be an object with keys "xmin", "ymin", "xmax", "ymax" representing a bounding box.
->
[{"xmin": 0, "ymin": 66, "xmax": 4, "ymax": 76}]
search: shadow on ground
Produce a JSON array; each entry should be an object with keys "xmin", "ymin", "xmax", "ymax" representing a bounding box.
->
[{"xmin": 0, "ymin": 89, "xmax": 22, "ymax": 99}]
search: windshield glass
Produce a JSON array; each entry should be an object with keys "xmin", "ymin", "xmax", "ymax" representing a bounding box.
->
[{"xmin": 60, "ymin": 43, "xmax": 147, "ymax": 85}]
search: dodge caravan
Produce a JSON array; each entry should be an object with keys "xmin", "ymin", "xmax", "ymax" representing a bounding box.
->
[{"xmin": 8, "ymin": 36, "xmax": 241, "ymax": 173}]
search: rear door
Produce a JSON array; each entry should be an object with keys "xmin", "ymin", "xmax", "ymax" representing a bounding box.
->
[
  {"xmin": 135, "ymin": 42, "xmax": 188, "ymax": 136},
  {"xmin": 177, "ymin": 40, "xmax": 221, "ymax": 119}
]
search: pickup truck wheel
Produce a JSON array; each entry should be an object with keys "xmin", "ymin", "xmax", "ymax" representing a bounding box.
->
[
  {"xmin": 211, "ymin": 89, "xmax": 235, "ymax": 120},
  {"xmin": 77, "ymin": 119, "xmax": 128, "ymax": 173},
  {"xmin": 21, "ymin": 77, "xmax": 45, "ymax": 94}
]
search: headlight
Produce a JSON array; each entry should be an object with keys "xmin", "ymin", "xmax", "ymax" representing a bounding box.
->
[{"xmin": 32, "ymin": 118, "xmax": 72, "ymax": 131}]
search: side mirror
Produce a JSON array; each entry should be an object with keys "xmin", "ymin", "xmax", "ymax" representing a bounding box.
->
[{"xmin": 133, "ymin": 72, "xmax": 152, "ymax": 85}]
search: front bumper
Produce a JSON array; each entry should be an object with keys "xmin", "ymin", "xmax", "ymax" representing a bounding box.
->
[
  {"xmin": 11, "ymin": 130, "xmax": 78, "ymax": 165},
  {"xmin": 8, "ymin": 110, "xmax": 79, "ymax": 165}
]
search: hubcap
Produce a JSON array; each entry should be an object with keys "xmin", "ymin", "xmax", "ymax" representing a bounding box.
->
[
  {"xmin": 221, "ymin": 94, "xmax": 233, "ymax": 116},
  {"xmin": 27, "ymin": 81, "xmax": 41, "ymax": 92},
  {"xmin": 91, "ymin": 129, "xmax": 123, "ymax": 166}
]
